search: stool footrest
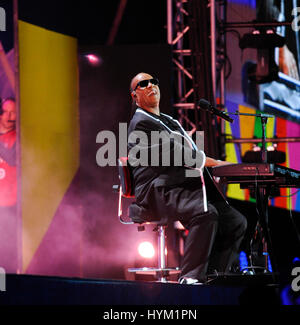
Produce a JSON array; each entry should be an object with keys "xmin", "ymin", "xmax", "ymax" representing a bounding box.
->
[{"xmin": 128, "ymin": 267, "xmax": 181, "ymax": 276}]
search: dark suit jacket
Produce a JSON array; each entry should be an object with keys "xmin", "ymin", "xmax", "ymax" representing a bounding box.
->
[{"xmin": 127, "ymin": 107, "xmax": 225, "ymax": 226}]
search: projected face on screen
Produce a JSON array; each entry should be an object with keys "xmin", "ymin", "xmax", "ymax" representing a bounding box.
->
[
  {"xmin": 0, "ymin": 1, "xmax": 19, "ymax": 274},
  {"xmin": 256, "ymin": 0, "xmax": 300, "ymax": 121}
]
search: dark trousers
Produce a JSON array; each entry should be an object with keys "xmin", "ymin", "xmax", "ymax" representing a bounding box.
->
[{"xmin": 180, "ymin": 200, "xmax": 247, "ymax": 281}]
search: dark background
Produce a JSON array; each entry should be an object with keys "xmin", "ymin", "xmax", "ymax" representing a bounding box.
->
[{"xmin": 18, "ymin": 0, "xmax": 167, "ymax": 46}]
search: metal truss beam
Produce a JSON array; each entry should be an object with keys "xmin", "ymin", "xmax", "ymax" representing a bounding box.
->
[
  {"xmin": 167, "ymin": 0, "xmax": 196, "ymax": 134},
  {"xmin": 167, "ymin": 0, "xmax": 224, "ymax": 158}
]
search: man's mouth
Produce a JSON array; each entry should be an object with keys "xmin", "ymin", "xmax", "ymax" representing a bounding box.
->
[{"xmin": 147, "ymin": 90, "xmax": 157, "ymax": 96}]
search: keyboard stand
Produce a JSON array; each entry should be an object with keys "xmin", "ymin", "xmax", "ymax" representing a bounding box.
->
[
  {"xmin": 255, "ymin": 185, "xmax": 279, "ymax": 280},
  {"xmin": 227, "ymin": 112, "xmax": 279, "ymax": 283}
]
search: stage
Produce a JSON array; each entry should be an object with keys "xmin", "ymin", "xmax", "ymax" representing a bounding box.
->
[{"xmin": 0, "ymin": 273, "xmax": 280, "ymax": 306}]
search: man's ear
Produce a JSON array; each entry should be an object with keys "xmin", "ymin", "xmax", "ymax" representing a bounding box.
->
[{"xmin": 131, "ymin": 91, "xmax": 136, "ymax": 99}]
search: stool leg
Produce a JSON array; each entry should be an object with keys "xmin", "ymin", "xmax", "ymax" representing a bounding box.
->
[{"xmin": 157, "ymin": 226, "xmax": 167, "ymax": 282}]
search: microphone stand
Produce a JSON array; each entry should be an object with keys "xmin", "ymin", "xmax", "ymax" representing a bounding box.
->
[
  {"xmin": 225, "ymin": 111, "xmax": 279, "ymax": 282},
  {"xmin": 226, "ymin": 111, "xmax": 274, "ymax": 163}
]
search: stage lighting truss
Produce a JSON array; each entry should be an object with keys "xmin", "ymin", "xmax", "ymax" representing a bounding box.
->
[
  {"xmin": 167, "ymin": 0, "xmax": 227, "ymax": 160},
  {"xmin": 167, "ymin": 0, "xmax": 195, "ymax": 134}
]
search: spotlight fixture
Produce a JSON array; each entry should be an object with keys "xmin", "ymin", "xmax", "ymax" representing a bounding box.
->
[
  {"xmin": 239, "ymin": 29, "xmax": 285, "ymax": 83},
  {"xmin": 242, "ymin": 148, "xmax": 286, "ymax": 164},
  {"xmin": 239, "ymin": 29, "xmax": 285, "ymax": 50}
]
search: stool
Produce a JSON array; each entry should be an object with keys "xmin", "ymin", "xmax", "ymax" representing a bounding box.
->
[{"xmin": 113, "ymin": 157, "xmax": 180, "ymax": 282}]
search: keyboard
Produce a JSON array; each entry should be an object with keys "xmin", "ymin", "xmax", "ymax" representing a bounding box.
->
[{"xmin": 211, "ymin": 163, "xmax": 300, "ymax": 188}]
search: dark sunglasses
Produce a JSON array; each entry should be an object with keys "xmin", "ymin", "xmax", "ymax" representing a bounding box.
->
[{"xmin": 134, "ymin": 78, "xmax": 159, "ymax": 91}]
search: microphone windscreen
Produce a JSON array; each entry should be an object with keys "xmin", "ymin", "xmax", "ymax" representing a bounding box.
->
[{"xmin": 198, "ymin": 99, "xmax": 211, "ymax": 110}]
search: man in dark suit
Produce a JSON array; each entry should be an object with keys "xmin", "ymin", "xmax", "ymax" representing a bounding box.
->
[{"xmin": 127, "ymin": 72, "xmax": 247, "ymax": 284}]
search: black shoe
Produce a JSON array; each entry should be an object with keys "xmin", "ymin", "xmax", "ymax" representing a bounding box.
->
[{"xmin": 179, "ymin": 277, "xmax": 204, "ymax": 285}]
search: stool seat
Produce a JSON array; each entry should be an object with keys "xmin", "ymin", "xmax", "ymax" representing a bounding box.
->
[{"xmin": 128, "ymin": 202, "xmax": 165, "ymax": 225}]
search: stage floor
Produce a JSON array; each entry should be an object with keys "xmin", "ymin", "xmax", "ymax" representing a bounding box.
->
[{"xmin": 0, "ymin": 273, "xmax": 281, "ymax": 306}]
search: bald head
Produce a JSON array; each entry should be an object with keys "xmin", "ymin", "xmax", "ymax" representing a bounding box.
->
[
  {"xmin": 130, "ymin": 72, "xmax": 153, "ymax": 92},
  {"xmin": 130, "ymin": 72, "xmax": 160, "ymax": 115}
]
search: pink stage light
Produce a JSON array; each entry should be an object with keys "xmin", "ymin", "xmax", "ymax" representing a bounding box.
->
[
  {"xmin": 85, "ymin": 54, "xmax": 101, "ymax": 66},
  {"xmin": 138, "ymin": 241, "xmax": 155, "ymax": 259}
]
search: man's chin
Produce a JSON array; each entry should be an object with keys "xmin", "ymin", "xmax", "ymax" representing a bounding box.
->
[
  {"xmin": 148, "ymin": 99, "xmax": 160, "ymax": 106},
  {"xmin": 3, "ymin": 124, "xmax": 15, "ymax": 131}
]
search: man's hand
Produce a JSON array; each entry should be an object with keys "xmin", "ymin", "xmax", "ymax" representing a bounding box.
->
[
  {"xmin": 216, "ymin": 160, "xmax": 233, "ymax": 166},
  {"xmin": 205, "ymin": 157, "xmax": 234, "ymax": 167},
  {"xmin": 279, "ymin": 45, "xmax": 300, "ymax": 80}
]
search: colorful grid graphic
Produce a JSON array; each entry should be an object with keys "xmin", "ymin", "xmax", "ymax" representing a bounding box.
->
[{"xmin": 225, "ymin": 101, "xmax": 300, "ymax": 211}]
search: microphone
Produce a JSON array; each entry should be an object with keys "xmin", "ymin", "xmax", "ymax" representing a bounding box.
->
[{"xmin": 198, "ymin": 99, "xmax": 233, "ymax": 123}]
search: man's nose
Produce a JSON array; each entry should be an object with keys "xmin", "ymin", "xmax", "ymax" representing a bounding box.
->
[{"xmin": 8, "ymin": 113, "xmax": 15, "ymax": 121}]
